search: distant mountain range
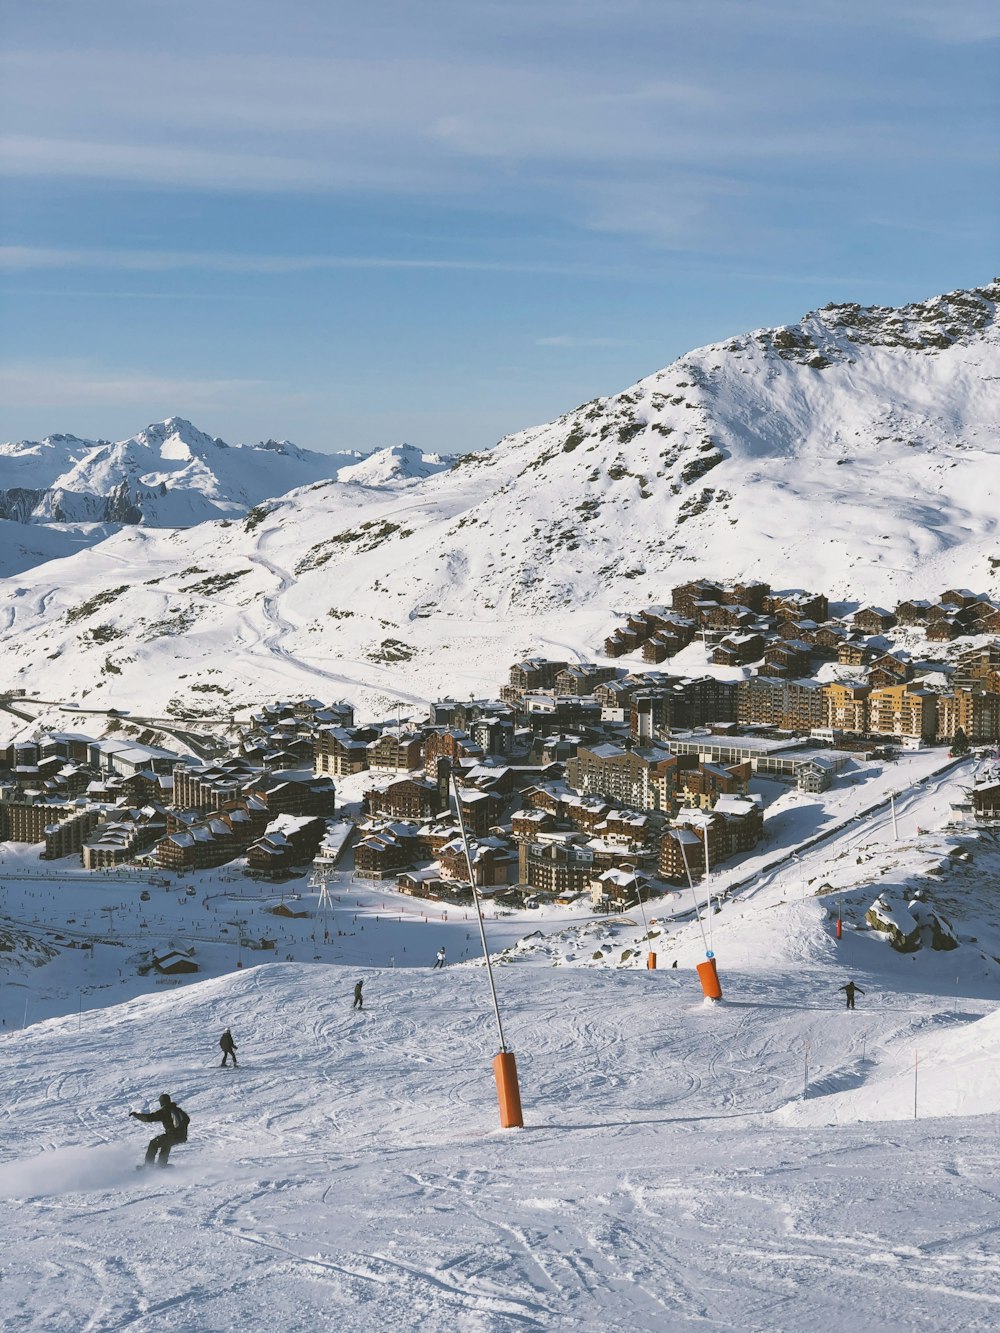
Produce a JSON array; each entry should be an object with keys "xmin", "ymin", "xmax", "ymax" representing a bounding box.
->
[
  {"xmin": 0, "ymin": 280, "xmax": 996, "ymax": 718},
  {"xmin": 0, "ymin": 417, "xmax": 449, "ymax": 528}
]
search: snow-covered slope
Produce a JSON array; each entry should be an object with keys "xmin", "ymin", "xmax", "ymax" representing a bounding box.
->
[
  {"xmin": 3, "ymin": 745, "xmax": 1000, "ymax": 1327},
  {"xmin": 4, "ymin": 954, "xmax": 1000, "ymax": 1330},
  {"xmin": 0, "ymin": 282, "xmax": 996, "ymax": 716}
]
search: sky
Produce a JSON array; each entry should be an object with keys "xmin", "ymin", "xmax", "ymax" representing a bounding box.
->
[{"xmin": 0, "ymin": 0, "xmax": 997, "ymax": 457}]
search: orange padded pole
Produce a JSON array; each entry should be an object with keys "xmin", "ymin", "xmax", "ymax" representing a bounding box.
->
[
  {"xmin": 647, "ymin": 952, "xmax": 657, "ymax": 969},
  {"xmin": 493, "ymin": 1051, "xmax": 524, "ymax": 1129},
  {"xmin": 696, "ymin": 957, "xmax": 723, "ymax": 1000}
]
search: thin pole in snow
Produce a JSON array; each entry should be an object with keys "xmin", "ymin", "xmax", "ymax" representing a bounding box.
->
[
  {"xmin": 890, "ymin": 793, "xmax": 899, "ymax": 842},
  {"xmin": 704, "ymin": 828, "xmax": 713, "ymax": 951},
  {"xmin": 678, "ymin": 838, "xmax": 710, "ymax": 955},
  {"xmin": 913, "ymin": 1049, "xmax": 918, "ymax": 1120},
  {"xmin": 803, "ymin": 1040, "xmax": 809, "ymax": 1099},
  {"xmin": 452, "ymin": 774, "xmax": 508, "ymax": 1052}
]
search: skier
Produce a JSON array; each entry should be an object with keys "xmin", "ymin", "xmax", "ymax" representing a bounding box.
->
[
  {"xmin": 353, "ymin": 980, "xmax": 364, "ymax": 1010},
  {"xmin": 130, "ymin": 1093, "xmax": 190, "ymax": 1167},
  {"xmin": 433, "ymin": 946, "xmax": 446, "ymax": 969},
  {"xmin": 839, "ymin": 980, "xmax": 865, "ymax": 1010},
  {"xmin": 219, "ymin": 1028, "xmax": 238, "ymax": 1067}
]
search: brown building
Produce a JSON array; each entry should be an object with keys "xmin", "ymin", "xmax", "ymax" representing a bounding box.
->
[
  {"xmin": 506, "ymin": 658, "xmax": 568, "ymax": 695},
  {"xmin": 315, "ymin": 727, "xmax": 370, "ymax": 777},
  {"xmin": 354, "ymin": 826, "xmax": 418, "ymax": 878},
  {"xmin": 154, "ymin": 802, "xmax": 266, "ymax": 871},
  {"xmin": 364, "ymin": 775, "xmax": 442, "ymax": 821},
  {"xmin": 423, "ymin": 729, "xmax": 483, "ymax": 777},
  {"xmin": 658, "ymin": 797, "xmax": 763, "ymax": 881},
  {"xmin": 366, "ymin": 730, "xmax": 424, "ymax": 772},
  {"xmin": 518, "ymin": 835, "xmax": 596, "ymax": 895},
  {"xmin": 245, "ymin": 773, "xmax": 335, "ymax": 818},
  {"xmin": 853, "ymin": 606, "xmax": 897, "ymax": 634}
]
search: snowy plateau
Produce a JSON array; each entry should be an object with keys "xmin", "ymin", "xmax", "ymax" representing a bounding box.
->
[{"xmin": 2, "ymin": 282, "xmax": 1000, "ymax": 1331}]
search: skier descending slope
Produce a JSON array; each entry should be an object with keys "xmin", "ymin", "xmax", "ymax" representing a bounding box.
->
[
  {"xmin": 839, "ymin": 980, "xmax": 865, "ymax": 1010},
  {"xmin": 130, "ymin": 1094, "xmax": 190, "ymax": 1168},
  {"xmin": 219, "ymin": 1028, "xmax": 238, "ymax": 1067}
]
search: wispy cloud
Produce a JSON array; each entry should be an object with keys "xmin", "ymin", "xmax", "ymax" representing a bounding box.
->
[
  {"xmin": 0, "ymin": 245, "xmax": 627, "ymax": 279},
  {"xmin": 0, "ymin": 363, "xmax": 268, "ymax": 411},
  {"xmin": 536, "ymin": 335, "xmax": 631, "ymax": 348}
]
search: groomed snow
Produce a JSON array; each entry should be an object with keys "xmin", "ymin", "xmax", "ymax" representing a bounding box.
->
[{"xmin": 3, "ymin": 758, "xmax": 1000, "ymax": 1329}]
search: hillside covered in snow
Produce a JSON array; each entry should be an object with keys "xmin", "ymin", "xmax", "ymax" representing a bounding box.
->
[{"xmin": 0, "ymin": 281, "xmax": 996, "ymax": 716}]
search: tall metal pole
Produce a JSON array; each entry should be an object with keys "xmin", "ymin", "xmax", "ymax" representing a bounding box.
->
[{"xmin": 452, "ymin": 774, "xmax": 508, "ymax": 1052}]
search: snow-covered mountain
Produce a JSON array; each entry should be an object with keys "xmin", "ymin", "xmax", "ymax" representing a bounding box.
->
[
  {"xmin": 0, "ymin": 281, "xmax": 996, "ymax": 716},
  {"xmin": 0, "ymin": 417, "xmax": 449, "ymax": 528}
]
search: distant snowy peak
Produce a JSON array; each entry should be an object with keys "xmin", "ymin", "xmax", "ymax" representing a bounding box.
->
[
  {"xmin": 134, "ymin": 416, "xmax": 224, "ymax": 457},
  {"xmin": 0, "ymin": 417, "xmax": 381, "ymax": 528},
  {"xmin": 336, "ymin": 443, "xmax": 451, "ymax": 486}
]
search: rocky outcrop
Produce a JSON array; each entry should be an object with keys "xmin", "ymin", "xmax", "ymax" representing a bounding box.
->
[{"xmin": 865, "ymin": 893, "xmax": 958, "ymax": 952}]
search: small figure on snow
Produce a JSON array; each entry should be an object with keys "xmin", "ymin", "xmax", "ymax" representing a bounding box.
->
[
  {"xmin": 130, "ymin": 1093, "xmax": 190, "ymax": 1167},
  {"xmin": 219, "ymin": 1027, "xmax": 238, "ymax": 1067},
  {"xmin": 839, "ymin": 980, "xmax": 865, "ymax": 1010},
  {"xmin": 432, "ymin": 947, "xmax": 446, "ymax": 970},
  {"xmin": 353, "ymin": 980, "xmax": 364, "ymax": 1010}
]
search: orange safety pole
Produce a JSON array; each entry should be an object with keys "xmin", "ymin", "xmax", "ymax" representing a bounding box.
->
[
  {"xmin": 647, "ymin": 952, "xmax": 657, "ymax": 970},
  {"xmin": 836, "ymin": 916, "xmax": 843, "ymax": 939},
  {"xmin": 696, "ymin": 956, "xmax": 723, "ymax": 1000},
  {"xmin": 493, "ymin": 1052, "xmax": 524, "ymax": 1128}
]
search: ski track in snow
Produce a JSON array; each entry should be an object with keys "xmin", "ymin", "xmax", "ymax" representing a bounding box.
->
[
  {"xmin": 3, "ymin": 953, "xmax": 1000, "ymax": 1332},
  {"xmin": 247, "ymin": 531, "xmax": 427, "ymax": 706}
]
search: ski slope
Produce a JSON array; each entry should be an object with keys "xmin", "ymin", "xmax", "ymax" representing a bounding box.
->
[
  {"xmin": 4, "ymin": 755, "xmax": 1000, "ymax": 1329},
  {"xmin": 3, "ymin": 960, "xmax": 1000, "ymax": 1331}
]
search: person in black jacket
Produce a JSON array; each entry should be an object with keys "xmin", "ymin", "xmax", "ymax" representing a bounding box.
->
[
  {"xmin": 219, "ymin": 1028, "xmax": 238, "ymax": 1067},
  {"xmin": 839, "ymin": 980, "xmax": 865, "ymax": 1010},
  {"xmin": 353, "ymin": 980, "xmax": 364, "ymax": 1010},
  {"xmin": 130, "ymin": 1094, "xmax": 190, "ymax": 1166}
]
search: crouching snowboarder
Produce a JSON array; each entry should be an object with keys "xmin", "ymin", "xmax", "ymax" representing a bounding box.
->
[
  {"xmin": 219, "ymin": 1027, "xmax": 238, "ymax": 1067},
  {"xmin": 839, "ymin": 980, "xmax": 865, "ymax": 1010},
  {"xmin": 130, "ymin": 1093, "xmax": 190, "ymax": 1167}
]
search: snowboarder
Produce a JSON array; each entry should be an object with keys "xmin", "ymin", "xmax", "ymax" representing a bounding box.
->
[
  {"xmin": 839, "ymin": 980, "xmax": 865, "ymax": 1010},
  {"xmin": 433, "ymin": 947, "xmax": 446, "ymax": 969},
  {"xmin": 219, "ymin": 1028, "xmax": 238, "ymax": 1067},
  {"xmin": 353, "ymin": 980, "xmax": 364, "ymax": 1010},
  {"xmin": 130, "ymin": 1093, "xmax": 190, "ymax": 1167}
]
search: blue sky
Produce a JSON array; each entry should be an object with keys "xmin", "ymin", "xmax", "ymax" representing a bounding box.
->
[{"xmin": 1, "ymin": 0, "xmax": 997, "ymax": 455}]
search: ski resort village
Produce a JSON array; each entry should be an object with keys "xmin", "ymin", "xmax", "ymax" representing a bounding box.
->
[
  {"xmin": 1, "ymin": 572, "xmax": 1000, "ymax": 913},
  {"xmin": 4, "ymin": 282, "xmax": 1000, "ymax": 1330}
]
